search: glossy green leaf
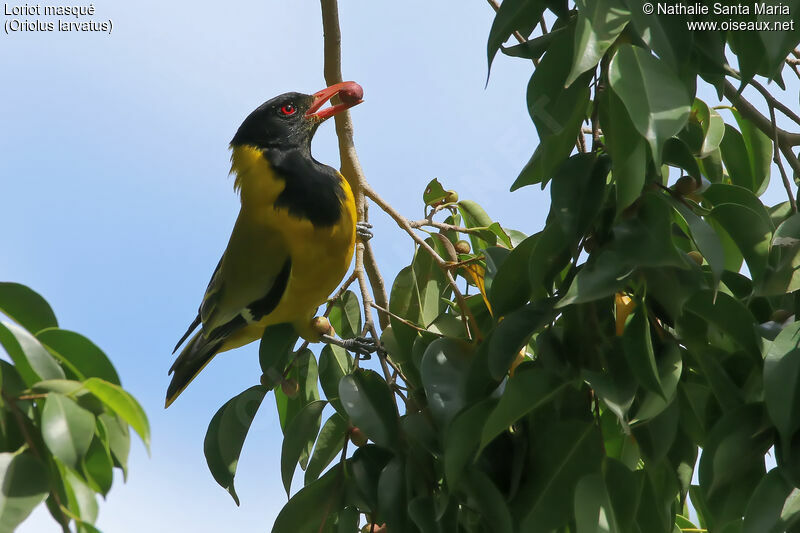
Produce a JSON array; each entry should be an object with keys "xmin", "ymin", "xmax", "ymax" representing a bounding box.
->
[
  {"xmin": 99, "ymin": 413, "xmax": 129, "ymax": 480},
  {"xmin": 36, "ymin": 329, "xmax": 120, "ymax": 385},
  {"xmin": 0, "ymin": 452, "xmax": 49, "ymax": 531},
  {"xmin": 258, "ymin": 323, "xmax": 298, "ymax": 387},
  {"xmin": 567, "ymin": 0, "xmax": 630, "ymax": 87},
  {"xmin": 349, "ymin": 445, "xmax": 392, "ymax": 512},
  {"xmin": 518, "ymin": 421, "xmax": 604, "ymax": 531},
  {"xmin": 671, "ymin": 200, "xmax": 725, "ymax": 288},
  {"xmin": 514, "ymin": 22, "xmax": 592, "ymax": 189},
  {"xmin": 550, "ymin": 153, "xmax": 610, "ymax": 246},
  {"xmin": 458, "ymin": 200, "xmax": 494, "ymax": 255},
  {"xmin": 684, "ymin": 290, "xmax": 761, "ymax": 358},
  {"xmin": 602, "ymin": 87, "xmax": 647, "ymax": 214},
  {"xmin": 420, "ymin": 338, "xmax": 472, "ymax": 426},
  {"xmin": 622, "ymin": 302, "xmax": 662, "ymax": 398},
  {"xmin": 574, "ymin": 471, "xmax": 621, "ymax": 533},
  {"xmin": 481, "ymin": 364, "xmax": 567, "ymax": 452},
  {"xmin": 318, "ymin": 345, "xmax": 351, "ymax": 415},
  {"xmin": 720, "ymin": 123, "xmax": 770, "ymax": 196},
  {"xmin": 464, "ymin": 468, "xmax": 514, "ymax": 533},
  {"xmin": 339, "ymin": 370, "xmax": 399, "ymax": 448},
  {"xmin": 695, "ymin": 99, "xmax": 726, "ymax": 157},
  {"xmin": 281, "ymin": 400, "xmax": 326, "ymax": 495},
  {"xmin": 304, "ymin": 413, "xmax": 347, "ymax": 485},
  {"xmin": 83, "ymin": 377, "xmax": 150, "ymax": 452},
  {"xmin": 490, "ymin": 235, "xmax": 538, "ymax": 316},
  {"xmin": 445, "ymin": 399, "xmax": 495, "ymax": 489},
  {"xmin": 0, "ymin": 320, "xmax": 65, "ymax": 386},
  {"xmin": 272, "ymin": 463, "xmax": 343, "ymax": 533},
  {"xmin": 488, "ymin": 303, "xmax": 552, "ymax": 380},
  {"xmin": 329, "ymin": 290, "xmax": 361, "ymax": 340},
  {"xmin": 624, "ymin": 0, "xmax": 692, "ymax": 70},
  {"xmin": 764, "ymin": 321, "xmax": 800, "ymax": 439},
  {"xmin": 61, "ymin": 464, "xmax": 98, "ymax": 525},
  {"xmin": 82, "ymin": 436, "xmax": 114, "ymax": 496},
  {"xmin": 378, "ymin": 457, "xmax": 408, "ymax": 532},
  {"xmin": 743, "ymin": 468, "xmax": 800, "ymax": 533},
  {"xmin": 487, "ymin": 0, "xmax": 546, "ymax": 72},
  {"xmin": 204, "ymin": 385, "xmax": 267, "ymax": 505},
  {"xmin": 709, "ymin": 203, "xmax": 772, "ymax": 281},
  {"xmin": 0, "ymin": 282, "xmax": 57, "ymax": 334},
  {"xmin": 608, "ymin": 44, "xmax": 692, "ymax": 167},
  {"xmin": 632, "ymin": 342, "xmax": 682, "ymax": 423},
  {"xmin": 557, "ymin": 251, "xmax": 631, "ymax": 308},
  {"xmin": 41, "ymin": 393, "xmax": 95, "ymax": 470}
]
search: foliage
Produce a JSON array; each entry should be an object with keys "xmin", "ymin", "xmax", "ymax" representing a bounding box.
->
[
  {"xmin": 0, "ymin": 282, "xmax": 149, "ymax": 532},
  {"xmin": 200, "ymin": 2, "xmax": 800, "ymax": 532}
]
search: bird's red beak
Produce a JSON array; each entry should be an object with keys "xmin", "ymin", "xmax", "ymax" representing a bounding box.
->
[{"xmin": 305, "ymin": 81, "xmax": 364, "ymax": 121}]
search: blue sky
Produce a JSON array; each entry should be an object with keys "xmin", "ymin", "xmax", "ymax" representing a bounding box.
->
[{"xmin": 2, "ymin": 2, "xmax": 797, "ymax": 531}]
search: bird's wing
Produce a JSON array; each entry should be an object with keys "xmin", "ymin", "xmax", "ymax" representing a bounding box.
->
[{"xmin": 172, "ymin": 212, "xmax": 291, "ymax": 351}]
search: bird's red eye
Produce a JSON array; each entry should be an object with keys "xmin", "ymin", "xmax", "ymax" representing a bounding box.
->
[{"xmin": 280, "ymin": 104, "xmax": 296, "ymax": 116}]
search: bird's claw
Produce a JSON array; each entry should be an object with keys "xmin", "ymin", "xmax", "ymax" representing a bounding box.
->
[
  {"xmin": 321, "ymin": 333, "xmax": 382, "ymax": 358},
  {"xmin": 356, "ymin": 221, "xmax": 373, "ymax": 242}
]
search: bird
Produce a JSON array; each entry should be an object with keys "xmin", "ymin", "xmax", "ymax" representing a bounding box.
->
[{"xmin": 166, "ymin": 82, "xmax": 373, "ymax": 408}]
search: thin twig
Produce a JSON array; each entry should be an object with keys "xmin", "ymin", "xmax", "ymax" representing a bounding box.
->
[
  {"xmin": 408, "ymin": 219, "xmax": 485, "ymax": 234},
  {"xmin": 370, "ymin": 302, "xmax": 432, "ymax": 335},
  {"xmin": 747, "ymin": 77, "xmax": 800, "ymax": 127},
  {"xmin": 769, "ymin": 104, "xmax": 797, "ymax": 212},
  {"xmin": 364, "ymin": 183, "xmax": 480, "ymax": 339}
]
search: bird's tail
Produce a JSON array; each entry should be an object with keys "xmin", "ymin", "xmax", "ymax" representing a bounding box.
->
[{"xmin": 165, "ymin": 332, "xmax": 223, "ymax": 408}]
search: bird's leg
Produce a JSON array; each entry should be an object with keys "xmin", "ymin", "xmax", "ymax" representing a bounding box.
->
[
  {"xmin": 320, "ymin": 333, "xmax": 382, "ymax": 358},
  {"xmin": 356, "ymin": 221, "xmax": 373, "ymax": 241}
]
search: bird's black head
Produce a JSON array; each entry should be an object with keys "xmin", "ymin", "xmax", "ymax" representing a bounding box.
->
[{"xmin": 230, "ymin": 81, "xmax": 363, "ymax": 151}]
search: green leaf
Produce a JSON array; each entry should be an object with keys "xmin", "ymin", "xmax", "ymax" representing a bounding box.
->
[
  {"xmin": 720, "ymin": 122, "xmax": 771, "ymax": 196},
  {"xmin": 0, "ymin": 452, "xmax": 49, "ymax": 531},
  {"xmin": 550, "ymin": 153, "xmax": 610, "ymax": 246},
  {"xmin": 61, "ymin": 463, "xmax": 98, "ymax": 525},
  {"xmin": 698, "ymin": 405, "xmax": 771, "ymax": 525},
  {"xmin": 377, "ymin": 457, "xmax": 408, "ymax": 532},
  {"xmin": 764, "ymin": 321, "xmax": 800, "ymax": 439},
  {"xmin": 709, "ymin": 203, "xmax": 772, "ymax": 281},
  {"xmin": 608, "ymin": 44, "xmax": 692, "ymax": 167},
  {"xmin": 487, "ymin": 0, "xmax": 546, "ymax": 72},
  {"xmin": 36, "ymin": 329, "xmax": 120, "ymax": 385},
  {"xmin": 272, "ymin": 466, "xmax": 345, "ymax": 533},
  {"xmin": 329, "ymin": 290, "xmax": 361, "ymax": 340},
  {"xmin": 488, "ymin": 303, "xmax": 552, "ymax": 380},
  {"xmin": 683, "ymin": 290, "xmax": 761, "ymax": 358},
  {"xmin": 304, "ymin": 413, "xmax": 347, "ymax": 485},
  {"xmin": 481, "ymin": 364, "xmax": 567, "ymax": 452},
  {"xmin": 282, "ymin": 400, "xmax": 326, "ymax": 495},
  {"xmin": 518, "ymin": 421, "xmax": 604, "ymax": 531},
  {"xmin": 557, "ymin": 251, "xmax": 630, "ymax": 308},
  {"xmin": 0, "ymin": 321, "xmax": 65, "ymax": 386},
  {"xmin": 695, "ymin": 99, "xmax": 726, "ymax": 157},
  {"xmin": 514, "ymin": 22, "xmax": 592, "ymax": 189},
  {"xmin": 0, "ymin": 282, "xmax": 58, "ymax": 334},
  {"xmin": 41, "ymin": 393, "xmax": 96, "ymax": 470},
  {"xmin": 422, "ymin": 178, "xmax": 449, "ymax": 206},
  {"xmin": 99, "ymin": 413, "xmax": 129, "ymax": 480},
  {"xmin": 445, "ymin": 399, "xmax": 496, "ymax": 489},
  {"xmin": 631, "ymin": 342, "xmax": 682, "ymax": 423},
  {"xmin": 622, "ymin": 301, "xmax": 662, "ymax": 398},
  {"xmin": 671, "ymin": 200, "xmax": 725, "ymax": 289},
  {"xmin": 258, "ymin": 323, "xmax": 298, "ymax": 387},
  {"xmin": 743, "ymin": 468, "xmax": 800, "ymax": 533},
  {"xmin": 339, "ymin": 370, "xmax": 399, "ymax": 448},
  {"xmin": 663, "ymin": 137, "xmax": 702, "ymax": 181},
  {"xmin": 348, "ymin": 445, "xmax": 392, "ymax": 512},
  {"xmin": 82, "ymin": 377, "xmax": 150, "ymax": 452},
  {"xmin": 602, "ymin": 87, "xmax": 647, "ymax": 214},
  {"xmin": 574, "ymin": 471, "xmax": 621, "ymax": 533},
  {"xmin": 82, "ymin": 435, "xmax": 114, "ymax": 496},
  {"xmin": 204, "ymin": 385, "xmax": 268, "ymax": 505},
  {"xmin": 458, "ymin": 200, "xmax": 494, "ymax": 254},
  {"xmin": 567, "ymin": 0, "xmax": 630, "ymax": 87},
  {"xmin": 420, "ymin": 338, "xmax": 473, "ymax": 427},
  {"xmin": 318, "ymin": 345, "xmax": 351, "ymax": 415},
  {"xmin": 464, "ymin": 468, "xmax": 514, "ymax": 533}
]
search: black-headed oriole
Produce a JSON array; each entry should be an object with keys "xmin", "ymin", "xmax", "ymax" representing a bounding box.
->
[{"xmin": 166, "ymin": 82, "xmax": 365, "ymax": 408}]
